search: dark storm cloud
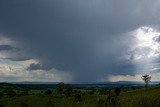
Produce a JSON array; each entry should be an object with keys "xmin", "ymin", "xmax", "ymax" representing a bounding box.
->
[
  {"xmin": 0, "ymin": 0, "xmax": 160, "ymax": 82},
  {"xmin": 6, "ymin": 57, "xmax": 31, "ymax": 61},
  {"xmin": 27, "ymin": 63, "xmax": 52, "ymax": 71},
  {"xmin": 0, "ymin": 45, "xmax": 18, "ymax": 51},
  {"xmin": 27, "ymin": 63, "xmax": 42, "ymax": 71}
]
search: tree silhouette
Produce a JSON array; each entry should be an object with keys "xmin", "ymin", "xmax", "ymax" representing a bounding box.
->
[{"xmin": 141, "ymin": 74, "xmax": 151, "ymax": 88}]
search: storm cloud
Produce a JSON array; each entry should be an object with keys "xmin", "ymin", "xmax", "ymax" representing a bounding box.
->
[
  {"xmin": 27, "ymin": 63, "xmax": 52, "ymax": 71},
  {"xmin": 0, "ymin": 0, "xmax": 160, "ymax": 82},
  {"xmin": 0, "ymin": 45, "xmax": 18, "ymax": 51}
]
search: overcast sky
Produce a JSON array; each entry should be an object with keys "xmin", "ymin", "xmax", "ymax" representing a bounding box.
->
[{"xmin": 0, "ymin": 0, "xmax": 160, "ymax": 83}]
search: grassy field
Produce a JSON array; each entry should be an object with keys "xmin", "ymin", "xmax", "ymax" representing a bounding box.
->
[{"xmin": 0, "ymin": 85, "xmax": 160, "ymax": 107}]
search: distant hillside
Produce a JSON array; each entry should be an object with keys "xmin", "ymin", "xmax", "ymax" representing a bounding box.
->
[{"xmin": 0, "ymin": 81, "xmax": 159, "ymax": 89}]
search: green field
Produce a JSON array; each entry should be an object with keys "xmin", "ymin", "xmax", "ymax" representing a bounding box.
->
[{"xmin": 0, "ymin": 85, "xmax": 160, "ymax": 107}]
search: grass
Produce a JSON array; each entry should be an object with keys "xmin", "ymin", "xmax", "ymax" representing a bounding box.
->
[
  {"xmin": 0, "ymin": 86, "xmax": 160, "ymax": 107},
  {"xmin": 117, "ymin": 86, "xmax": 160, "ymax": 107}
]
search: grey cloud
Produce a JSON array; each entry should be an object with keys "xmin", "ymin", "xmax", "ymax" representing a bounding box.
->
[
  {"xmin": 27, "ymin": 63, "xmax": 42, "ymax": 71},
  {"xmin": 6, "ymin": 57, "xmax": 31, "ymax": 61},
  {"xmin": 0, "ymin": 45, "xmax": 19, "ymax": 51},
  {"xmin": 27, "ymin": 63, "xmax": 52, "ymax": 71},
  {"xmin": 153, "ymin": 35, "xmax": 160, "ymax": 43},
  {"xmin": 0, "ymin": 0, "xmax": 160, "ymax": 82}
]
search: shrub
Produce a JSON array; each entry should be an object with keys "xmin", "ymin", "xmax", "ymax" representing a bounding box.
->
[
  {"xmin": 114, "ymin": 87, "xmax": 121, "ymax": 96},
  {"xmin": 45, "ymin": 89, "xmax": 52, "ymax": 95}
]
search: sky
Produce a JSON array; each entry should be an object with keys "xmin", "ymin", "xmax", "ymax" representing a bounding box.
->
[{"xmin": 0, "ymin": 0, "xmax": 160, "ymax": 83}]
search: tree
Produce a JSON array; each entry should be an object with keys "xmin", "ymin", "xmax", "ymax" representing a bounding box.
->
[
  {"xmin": 45, "ymin": 89, "xmax": 52, "ymax": 95},
  {"xmin": 141, "ymin": 74, "xmax": 151, "ymax": 88}
]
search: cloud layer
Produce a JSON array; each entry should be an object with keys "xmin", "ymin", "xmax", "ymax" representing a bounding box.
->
[{"xmin": 0, "ymin": 0, "xmax": 160, "ymax": 82}]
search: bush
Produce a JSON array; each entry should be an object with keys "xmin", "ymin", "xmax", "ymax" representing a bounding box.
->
[
  {"xmin": 114, "ymin": 87, "xmax": 121, "ymax": 96},
  {"xmin": 45, "ymin": 89, "xmax": 52, "ymax": 95}
]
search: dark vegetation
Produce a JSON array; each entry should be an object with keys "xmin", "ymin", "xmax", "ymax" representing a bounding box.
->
[
  {"xmin": 0, "ymin": 80, "xmax": 159, "ymax": 107},
  {"xmin": 141, "ymin": 74, "xmax": 152, "ymax": 88}
]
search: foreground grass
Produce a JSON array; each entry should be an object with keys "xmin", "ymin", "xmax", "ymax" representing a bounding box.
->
[
  {"xmin": 0, "ymin": 95, "xmax": 107, "ymax": 107},
  {"xmin": 0, "ymin": 86, "xmax": 160, "ymax": 107},
  {"xmin": 118, "ymin": 86, "xmax": 160, "ymax": 107}
]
